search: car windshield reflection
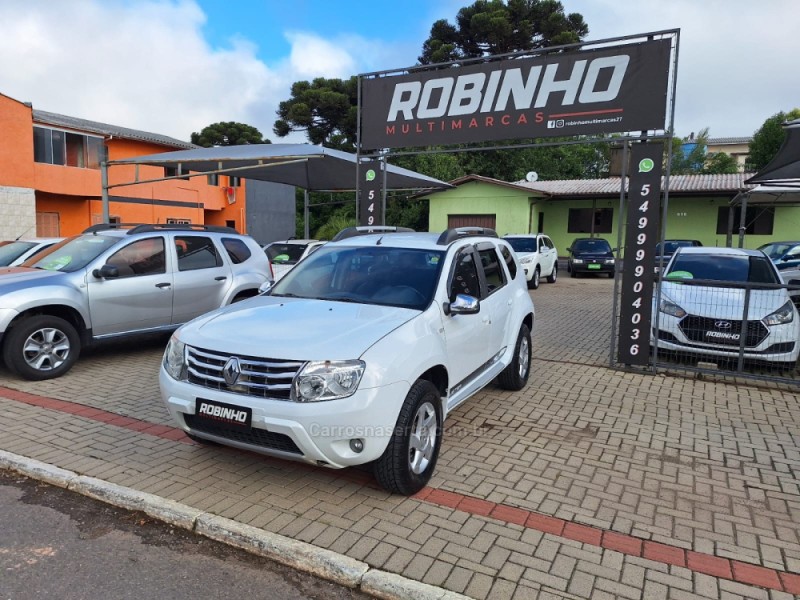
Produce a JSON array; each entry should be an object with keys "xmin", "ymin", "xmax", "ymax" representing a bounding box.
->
[{"xmin": 270, "ymin": 246, "xmax": 444, "ymax": 310}]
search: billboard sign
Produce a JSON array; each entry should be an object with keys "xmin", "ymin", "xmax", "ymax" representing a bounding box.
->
[{"xmin": 361, "ymin": 39, "xmax": 671, "ymax": 150}]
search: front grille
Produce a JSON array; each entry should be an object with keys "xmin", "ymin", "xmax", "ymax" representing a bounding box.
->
[
  {"xmin": 183, "ymin": 414, "xmax": 302, "ymax": 455},
  {"xmin": 186, "ymin": 346, "xmax": 304, "ymax": 400},
  {"xmin": 679, "ymin": 316, "xmax": 769, "ymax": 348}
]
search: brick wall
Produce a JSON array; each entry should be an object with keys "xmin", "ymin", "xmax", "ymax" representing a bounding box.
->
[{"xmin": 0, "ymin": 186, "xmax": 36, "ymax": 240}]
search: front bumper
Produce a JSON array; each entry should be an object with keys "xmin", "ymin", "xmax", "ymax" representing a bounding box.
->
[
  {"xmin": 570, "ymin": 261, "xmax": 614, "ymax": 274},
  {"xmin": 160, "ymin": 367, "xmax": 410, "ymax": 468},
  {"xmin": 654, "ymin": 313, "xmax": 800, "ymax": 364}
]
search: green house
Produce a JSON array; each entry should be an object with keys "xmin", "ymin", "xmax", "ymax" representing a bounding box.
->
[{"xmin": 420, "ymin": 174, "xmax": 798, "ymax": 255}]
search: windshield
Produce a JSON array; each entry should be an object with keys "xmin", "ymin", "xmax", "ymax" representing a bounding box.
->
[
  {"xmin": 265, "ymin": 243, "xmax": 308, "ymax": 265},
  {"xmin": 666, "ymin": 254, "xmax": 779, "ymax": 284},
  {"xmin": 758, "ymin": 242, "xmax": 800, "ymax": 260},
  {"xmin": 270, "ymin": 245, "xmax": 444, "ymax": 310},
  {"xmin": 572, "ymin": 239, "xmax": 611, "ymax": 254},
  {"xmin": 27, "ymin": 235, "xmax": 119, "ymax": 272},
  {"xmin": 505, "ymin": 238, "xmax": 537, "ymax": 253},
  {"xmin": 0, "ymin": 241, "xmax": 37, "ymax": 266},
  {"xmin": 657, "ymin": 241, "xmax": 696, "ymax": 255}
]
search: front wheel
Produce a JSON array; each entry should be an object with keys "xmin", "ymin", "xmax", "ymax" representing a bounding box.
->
[
  {"xmin": 498, "ymin": 323, "xmax": 531, "ymax": 391},
  {"xmin": 374, "ymin": 380, "xmax": 442, "ymax": 495},
  {"xmin": 528, "ymin": 267, "xmax": 540, "ymax": 290},
  {"xmin": 546, "ymin": 263, "xmax": 557, "ymax": 284},
  {"xmin": 2, "ymin": 315, "xmax": 81, "ymax": 380}
]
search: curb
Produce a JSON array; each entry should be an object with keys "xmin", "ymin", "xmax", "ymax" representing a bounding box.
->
[{"xmin": 0, "ymin": 450, "xmax": 471, "ymax": 600}]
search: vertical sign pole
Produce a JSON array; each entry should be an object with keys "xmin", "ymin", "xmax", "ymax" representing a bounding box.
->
[
  {"xmin": 358, "ymin": 158, "xmax": 384, "ymax": 227},
  {"xmin": 617, "ymin": 143, "xmax": 663, "ymax": 366},
  {"xmin": 100, "ymin": 144, "xmax": 110, "ymax": 224}
]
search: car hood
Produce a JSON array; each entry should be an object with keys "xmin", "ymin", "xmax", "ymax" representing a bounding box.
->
[
  {"xmin": 0, "ymin": 267, "xmax": 68, "ymax": 289},
  {"xmin": 661, "ymin": 282, "xmax": 791, "ymax": 320},
  {"xmin": 177, "ymin": 295, "xmax": 419, "ymax": 360},
  {"xmin": 572, "ymin": 252, "xmax": 613, "ymax": 259}
]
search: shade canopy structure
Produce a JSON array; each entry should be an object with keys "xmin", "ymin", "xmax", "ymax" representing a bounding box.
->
[
  {"xmin": 109, "ymin": 143, "xmax": 452, "ymax": 192},
  {"xmin": 745, "ymin": 118, "xmax": 800, "ymax": 188}
]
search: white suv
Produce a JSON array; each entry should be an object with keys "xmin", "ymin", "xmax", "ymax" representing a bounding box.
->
[
  {"xmin": 161, "ymin": 226, "xmax": 535, "ymax": 495},
  {"xmin": 504, "ymin": 234, "xmax": 558, "ymax": 289},
  {"xmin": 263, "ymin": 239, "xmax": 326, "ymax": 281}
]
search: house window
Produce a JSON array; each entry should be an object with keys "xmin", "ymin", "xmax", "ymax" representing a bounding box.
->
[
  {"xmin": 164, "ymin": 166, "xmax": 178, "ymax": 177},
  {"xmin": 567, "ymin": 208, "xmax": 612, "ymax": 234},
  {"xmin": 167, "ymin": 218, "xmax": 191, "ymax": 225},
  {"xmin": 207, "ymin": 173, "xmax": 219, "ymax": 186},
  {"xmin": 229, "ymin": 176, "xmax": 241, "ymax": 187},
  {"xmin": 716, "ymin": 207, "xmax": 774, "ymax": 235},
  {"xmin": 447, "ymin": 214, "xmax": 496, "ymax": 229},
  {"xmin": 33, "ymin": 126, "xmax": 103, "ymax": 169}
]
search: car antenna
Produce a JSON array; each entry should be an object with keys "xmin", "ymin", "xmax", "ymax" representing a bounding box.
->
[
  {"xmin": 15, "ymin": 226, "xmax": 34, "ymax": 241},
  {"xmin": 376, "ymin": 236, "xmax": 383, "ymax": 245}
]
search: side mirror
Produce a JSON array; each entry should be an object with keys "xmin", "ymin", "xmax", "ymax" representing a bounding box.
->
[
  {"xmin": 92, "ymin": 264, "xmax": 119, "ymax": 279},
  {"xmin": 258, "ymin": 280, "xmax": 273, "ymax": 294},
  {"xmin": 443, "ymin": 294, "xmax": 480, "ymax": 316},
  {"xmin": 612, "ymin": 248, "xmax": 619, "ymax": 253}
]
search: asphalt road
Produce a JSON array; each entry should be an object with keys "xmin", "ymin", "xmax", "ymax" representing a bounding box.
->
[{"xmin": 0, "ymin": 470, "xmax": 369, "ymax": 600}]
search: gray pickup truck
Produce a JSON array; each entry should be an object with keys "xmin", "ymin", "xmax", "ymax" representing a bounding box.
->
[{"xmin": 0, "ymin": 224, "xmax": 271, "ymax": 380}]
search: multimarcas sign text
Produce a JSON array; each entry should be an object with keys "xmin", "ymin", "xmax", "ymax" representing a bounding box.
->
[{"xmin": 360, "ymin": 38, "xmax": 671, "ymax": 149}]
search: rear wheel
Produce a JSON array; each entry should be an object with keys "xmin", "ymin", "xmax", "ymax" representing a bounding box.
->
[
  {"xmin": 3, "ymin": 315, "xmax": 80, "ymax": 380},
  {"xmin": 374, "ymin": 380, "xmax": 442, "ymax": 495},
  {"xmin": 499, "ymin": 324, "xmax": 531, "ymax": 391}
]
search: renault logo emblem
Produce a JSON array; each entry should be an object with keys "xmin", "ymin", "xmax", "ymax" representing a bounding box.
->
[
  {"xmin": 222, "ymin": 357, "xmax": 241, "ymax": 386},
  {"xmin": 714, "ymin": 321, "xmax": 732, "ymax": 329}
]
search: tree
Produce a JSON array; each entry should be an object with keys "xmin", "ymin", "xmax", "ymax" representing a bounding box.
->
[
  {"xmin": 666, "ymin": 128, "xmax": 737, "ymax": 175},
  {"xmin": 419, "ymin": 0, "xmax": 588, "ymax": 64},
  {"xmin": 273, "ymin": 77, "xmax": 358, "ymax": 151},
  {"xmin": 746, "ymin": 108, "xmax": 800, "ymax": 172},
  {"xmin": 190, "ymin": 122, "xmax": 268, "ymax": 147}
]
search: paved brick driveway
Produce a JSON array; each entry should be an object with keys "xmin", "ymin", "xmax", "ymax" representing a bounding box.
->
[{"xmin": 2, "ymin": 277, "xmax": 800, "ymax": 599}]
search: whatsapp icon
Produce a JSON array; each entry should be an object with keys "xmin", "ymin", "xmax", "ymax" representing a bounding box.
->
[
  {"xmin": 638, "ymin": 158, "xmax": 655, "ymax": 173},
  {"xmin": 365, "ymin": 169, "xmax": 376, "ymax": 182}
]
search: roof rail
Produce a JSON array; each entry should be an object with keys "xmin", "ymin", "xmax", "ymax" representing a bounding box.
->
[
  {"xmin": 331, "ymin": 226, "xmax": 415, "ymax": 242},
  {"xmin": 126, "ymin": 224, "xmax": 239, "ymax": 235},
  {"xmin": 82, "ymin": 223, "xmax": 146, "ymax": 234},
  {"xmin": 82, "ymin": 223, "xmax": 238, "ymax": 235},
  {"xmin": 437, "ymin": 227, "xmax": 499, "ymax": 245}
]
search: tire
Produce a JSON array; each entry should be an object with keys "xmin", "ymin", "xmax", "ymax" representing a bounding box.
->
[
  {"xmin": 374, "ymin": 380, "xmax": 442, "ymax": 495},
  {"xmin": 570, "ymin": 269, "xmax": 577, "ymax": 278},
  {"xmin": 3, "ymin": 315, "xmax": 80, "ymax": 380},
  {"xmin": 546, "ymin": 263, "xmax": 557, "ymax": 284},
  {"xmin": 528, "ymin": 267, "xmax": 540, "ymax": 290},
  {"xmin": 607, "ymin": 272, "xmax": 615, "ymax": 279},
  {"xmin": 499, "ymin": 323, "xmax": 531, "ymax": 391}
]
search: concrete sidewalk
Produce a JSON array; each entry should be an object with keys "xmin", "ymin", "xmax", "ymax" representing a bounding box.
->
[{"xmin": 1, "ymin": 278, "xmax": 799, "ymax": 599}]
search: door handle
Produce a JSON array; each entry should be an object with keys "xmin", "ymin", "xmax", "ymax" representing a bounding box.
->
[
  {"xmin": 155, "ymin": 282, "xmax": 171, "ymax": 289},
  {"xmin": 214, "ymin": 276, "xmax": 227, "ymax": 281}
]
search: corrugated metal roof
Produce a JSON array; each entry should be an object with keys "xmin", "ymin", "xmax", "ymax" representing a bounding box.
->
[
  {"xmin": 33, "ymin": 109, "xmax": 195, "ymax": 150},
  {"xmin": 515, "ymin": 173, "xmax": 756, "ymax": 196},
  {"xmin": 707, "ymin": 136, "xmax": 751, "ymax": 145}
]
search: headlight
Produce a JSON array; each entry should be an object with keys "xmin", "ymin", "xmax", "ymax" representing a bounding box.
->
[
  {"xmin": 659, "ymin": 299, "xmax": 687, "ymax": 318},
  {"xmin": 764, "ymin": 300, "xmax": 795, "ymax": 326},
  {"xmin": 604, "ymin": 259, "xmax": 615, "ymax": 265},
  {"xmin": 163, "ymin": 336, "xmax": 187, "ymax": 380},
  {"xmin": 572, "ymin": 259, "xmax": 584, "ymax": 264},
  {"xmin": 292, "ymin": 360, "xmax": 365, "ymax": 402}
]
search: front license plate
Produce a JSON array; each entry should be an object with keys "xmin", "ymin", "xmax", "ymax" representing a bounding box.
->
[
  {"xmin": 588, "ymin": 264, "xmax": 601, "ymax": 270},
  {"xmin": 194, "ymin": 398, "xmax": 252, "ymax": 428}
]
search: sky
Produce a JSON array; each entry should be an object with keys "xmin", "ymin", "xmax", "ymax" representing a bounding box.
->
[{"xmin": 0, "ymin": 0, "xmax": 797, "ymax": 145}]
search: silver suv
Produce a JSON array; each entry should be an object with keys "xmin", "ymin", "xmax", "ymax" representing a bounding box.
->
[{"xmin": 0, "ymin": 224, "xmax": 270, "ymax": 380}]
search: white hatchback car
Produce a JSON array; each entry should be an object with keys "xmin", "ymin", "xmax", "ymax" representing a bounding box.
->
[
  {"xmin": 654, "ymin": 247, "xmax": 800, "ymax": 369},
  {"xmin": 161, "ymin": 226, "xmax": 535, "ymax": 495},
  {"xmin": 263, "ymin": 239, "xmax": 325, "ymax": 281},
  {"xmin": 503, "ymin": 234, "xmax": 558, "ymax": 289},
  {"xmin": 0, "ymin": 238, "xmax": 63, "ymax": 267}
]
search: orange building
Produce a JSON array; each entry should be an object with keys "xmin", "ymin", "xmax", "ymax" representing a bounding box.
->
[{"xmin": 0, "ymin": 92, "xmax": 247, "ymax": 240}]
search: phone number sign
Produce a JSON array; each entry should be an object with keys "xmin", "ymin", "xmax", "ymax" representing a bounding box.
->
[
  {"xmin": 617, "ymin": 143, "xmax": 663, "ymax": 366},
  {"xmin": 359, "ymin": 159, "xmax": 384, "ymax": 227}
]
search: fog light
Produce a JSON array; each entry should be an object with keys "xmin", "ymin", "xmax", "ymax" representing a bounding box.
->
[{"xmin": 349, "ymin": 438, "xmax": 364, "ymax": 453}]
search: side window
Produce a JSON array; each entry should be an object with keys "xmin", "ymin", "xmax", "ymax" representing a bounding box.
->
[
  {"xmin": 106, "ymin": 237, "xmax": 166, "ymax": 277},
  {"xmin": 478, "ymin": 248, "xmax": 506, "ymax": 294},
  {"xmin": 449, "ymin": 252, "xmax": 480, "ymax": 301},
  {"xmin": 542, "ymin": 237, "xmax": 553, "ymax": 250},
  {"xmin": 499, "ymin": 245, "xmax": 518, "ymax": 280},
  {"xmin": 175, "ymin": 236, "xmax": 222, "ymax": 271},
  {"xmin": 222, "ymin": 237, "xmax": 252, "ymax": 264}
]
